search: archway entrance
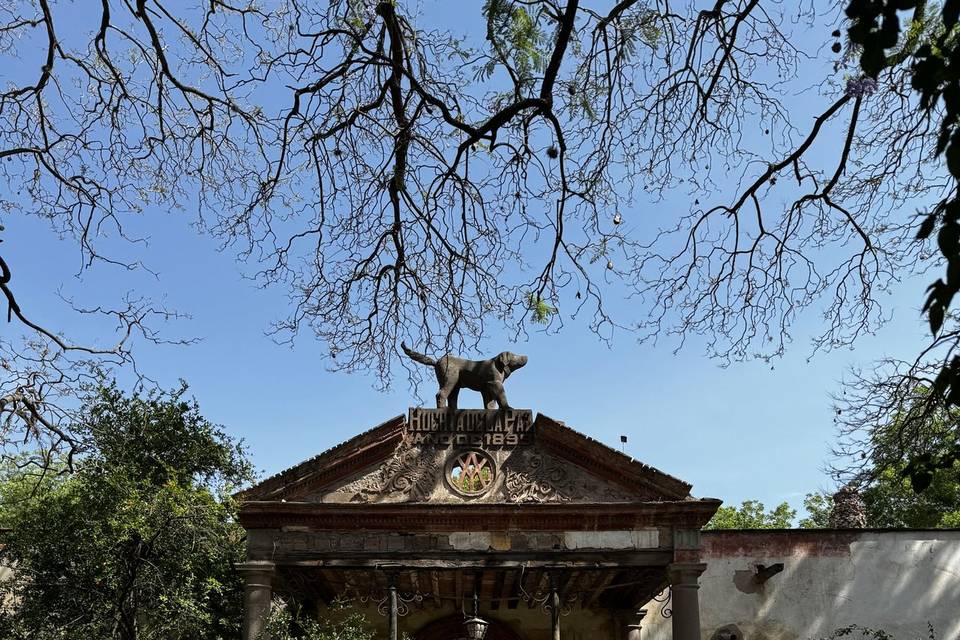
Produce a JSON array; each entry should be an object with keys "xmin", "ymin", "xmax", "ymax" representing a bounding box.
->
[{"xmin": 414, "ymin": 614, "xmax": 525, "ymax": 640}]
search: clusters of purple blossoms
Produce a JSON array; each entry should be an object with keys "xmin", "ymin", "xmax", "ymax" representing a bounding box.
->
[{"xmin": 845, "ymin": 76, "xmax": 879, "ymax": 98}]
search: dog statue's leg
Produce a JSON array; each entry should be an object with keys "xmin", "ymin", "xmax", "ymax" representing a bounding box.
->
[
  {"xmin": 481, "ymin": 389, "xmax": 497, "ymax": 410},
  {"xmin": 490, "ymin": 382, "xmax": 510, "ymax": 410},
  {"xmin": 448, "ymin": 386, "xmax": 460, "ymax": 411},
  {"xmin": 436, "ymin": 380, "xmax": 456, "ymax": 409}
]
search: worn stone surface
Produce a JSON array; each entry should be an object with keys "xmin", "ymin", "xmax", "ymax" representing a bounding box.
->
[
  {"xmin": 673, "ymin": 529, "xmax": 701, "ymax": 550},
  {"xmin": 238, "ymin": 409, "xmax": 700, "ymax": 505},
  {"xmin": 248, "ymin": 528, "xmax": 669, "ymax": 558},
  {"xmin": 563, "ymin": 530, "xmax": 659, "ymax": 550},
  {"xmin": 310, "ymin": 440, "xmax": 639, "ymax": 504},
  {"xmin": 828, "ymin": 484, "xmax": 867, "ymax": 529},
  {"xmin": 640, "ymin": 530, "xmax": 960, "ymax": 640}
]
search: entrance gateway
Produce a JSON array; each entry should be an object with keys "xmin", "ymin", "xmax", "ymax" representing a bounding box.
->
[{"xmin": 236, "ymin": 408, "xmax": 721, "ymax": 640}]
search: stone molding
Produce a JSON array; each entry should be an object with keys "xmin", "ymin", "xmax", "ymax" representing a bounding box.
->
[
  {"xmin": 238, "ymin": 500, "xmax": 722, "ymax": 531},
  {"xmin": 667, "ymin": 562, "xmax": 708, "ymax": 588},
  {"xmin": 236, "ymin": 561, "xmax": 276, "ymax": 584}
]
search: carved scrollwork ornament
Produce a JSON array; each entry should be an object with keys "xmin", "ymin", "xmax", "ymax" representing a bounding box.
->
[
  {"xmin": 504, "ymin": 451, "xmax": 574, "ymax": 503},
  {"xmin": 345, "ymin": 442, "xmax": 441, "ymax": 503}
]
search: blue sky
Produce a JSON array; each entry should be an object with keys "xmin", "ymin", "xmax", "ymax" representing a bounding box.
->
[
  {"xmin": 3, "ymin": 1, "xmax": 936, "ymax": 519},
  {"xmin": 9, "ymin": 201, "xmax": 930, "ymax": 516}
]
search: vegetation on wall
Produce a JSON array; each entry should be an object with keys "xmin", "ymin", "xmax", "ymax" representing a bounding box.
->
[{"xmin": 820, "ymin": 623, "xmax": 939, "ymax": 640}]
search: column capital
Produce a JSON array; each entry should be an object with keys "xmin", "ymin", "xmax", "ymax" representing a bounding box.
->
[
  {"xmin": 236, "ymin": 561, "xmax": 276, "ymax": 578},
  {"xmin": 667, "ymin": 562, "xmax": 707, "ymax": 587},
  {"xmin": 236, "ymin": 560, "xmax": 276, "ymax": 571},
  {"xmin": 668, "ymin": 564, "xmax": 704, "ymax": 640}
]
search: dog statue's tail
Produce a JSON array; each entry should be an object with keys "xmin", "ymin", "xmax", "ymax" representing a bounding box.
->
[{"xmin": 401, "ymin": 342, "xmax": 436, "ymax": 367}]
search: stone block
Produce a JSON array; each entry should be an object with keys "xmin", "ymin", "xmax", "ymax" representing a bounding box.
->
[{"xmin": 449, "ymin": 532, "xmax": 493, "ymax": 551}]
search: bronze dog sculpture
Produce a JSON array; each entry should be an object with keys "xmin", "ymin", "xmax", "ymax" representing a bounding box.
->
[{"xmin": 401, "ymin": 343, "xmax": 528, "ymax": 410}]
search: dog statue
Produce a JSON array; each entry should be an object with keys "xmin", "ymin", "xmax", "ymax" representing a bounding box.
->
[{"xmin": 401, "ymin": 343, "xmax": 528, "ymax": 410}]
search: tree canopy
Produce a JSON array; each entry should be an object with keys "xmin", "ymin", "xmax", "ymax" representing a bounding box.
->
[
  {"xmin": 833, "ymin": 390, "xmax": 960, "ymax": 526},
  {"xmin": 0, "ymin": 383, "xmax": 252, "ymax": 640},
  {"xmin": 0, "ymin": 0, "xmax": 958, "ymax": 483},
  {"xmin": 835, "ymin": 0, "xmax": 960, "ymax": 489},
  {"xmin": 704, "ymin": 499, "xmax": 797, "ymax": 529}
]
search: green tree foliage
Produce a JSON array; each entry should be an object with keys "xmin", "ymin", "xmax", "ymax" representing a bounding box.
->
[
  {"xmin": 862, "ymin": 464, "xmax": 960, "ymax": 528},
  {"xmin": 798, "ymin": 474, "xmax": 960, "ymax": 529},
  {"xmin": 798, "ymin": 492, "xmax": 834, "ymax": 528},
  {"xmin": 704, "ymin": 500, "xmax": 796, "ymax": 530},
  {"xmin": 852, "ymin": 394, "xmax": 960, "ymax": 526},
  {"xmin": 846, "ymin": 0, "xmax": 960, "ymax": 492},
  {"xmin": 0, "ymin": 383, "xmax": 253, "ymax": 640},
  {"xmin": 264, "ymin": 606, "xmax": 376, "ymax": 640},
  {"xmin": 846, "ymin": 389, "xmax": 960, "ymax": 526}
]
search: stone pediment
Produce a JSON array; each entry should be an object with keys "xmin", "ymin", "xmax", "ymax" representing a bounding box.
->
[{"xmin": 239, "ymin": 409, "xmax": 694, "ymax": 505}]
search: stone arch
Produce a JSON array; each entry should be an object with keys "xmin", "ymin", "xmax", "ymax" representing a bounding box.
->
[{"xmin": 413, "ymin": 614, "xmax": 526, "ymax": 640}]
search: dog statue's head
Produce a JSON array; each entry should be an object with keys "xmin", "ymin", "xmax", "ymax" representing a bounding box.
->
[{"xmin": 495, "ymin": 352, "xmax": 528, "ymax": 378}]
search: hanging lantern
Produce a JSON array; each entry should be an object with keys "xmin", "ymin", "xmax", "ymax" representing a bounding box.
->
[{"xmin": 463, "ymin": 616, "xmax": 489, "ymax": 640}]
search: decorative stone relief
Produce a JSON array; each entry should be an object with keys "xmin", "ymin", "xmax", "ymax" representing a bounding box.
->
[
  {"xmin": 340, "ymin": 440, "xmax": 442, "ymax": 503},
  {"xmin": 501, "ymin": 449, "xmax": 636, "ymax": 503},
  {"xmin": 321, "ymin": 441, "xmax": 640, "ymax": 504},
  {"xmin": 503, "ymin": 450, "xmax": 573, "ymax": 503}
]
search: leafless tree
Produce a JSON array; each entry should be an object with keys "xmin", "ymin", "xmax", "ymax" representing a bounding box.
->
[{"xmin": 0, "ymin": 0, "xmax": 951, "ymax": 474}]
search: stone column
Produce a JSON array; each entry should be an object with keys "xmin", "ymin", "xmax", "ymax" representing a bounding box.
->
[
  {"xmin": 549, "ymin": 570, "xmax": 561, "ymax": 640},
  {"xmin": 238, "ymin": 561, "xmax": 275, "ymax": 640},
  {"xmin": 387, "ymin": 575, "xmax": 399, "ymax": 640},
  {"xmin": 667, "ymin": 563, "xmax": 706, "ymax": 640},
  {"xmin": 616, "ymin": 609, "xmax": 647, "ymax": 640}
]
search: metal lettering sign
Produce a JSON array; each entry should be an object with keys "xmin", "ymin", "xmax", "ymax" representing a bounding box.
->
[{"xmin": 406, "ymin": 408, "xmax": 534, "ymax": 446}]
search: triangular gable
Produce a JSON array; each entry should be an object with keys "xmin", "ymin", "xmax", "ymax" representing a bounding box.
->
[
  {"xmin": 237, "ymin": 414, "xmax": 404, "ymax": 501},
  {"xmin": 533, "ymin": 414, "xmax": 692, "ymax": 500},
  {"xmin": 238, "ymin": 410, "xmax": 695, "ymax": 504}
]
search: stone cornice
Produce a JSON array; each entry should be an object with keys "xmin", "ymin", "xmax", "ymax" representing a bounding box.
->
[{"xmin": 238, "ymin": 499, "xmax": 722, "ymax": 531}]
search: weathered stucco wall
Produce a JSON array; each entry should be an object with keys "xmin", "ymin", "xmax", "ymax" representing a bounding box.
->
[
  {"xmin": 306, "ymin": 530, "xmax": 959, "ymax": 640},
  {"xmin": 641, "ymin": 530, "xmax": 960, "ymax": 640}
]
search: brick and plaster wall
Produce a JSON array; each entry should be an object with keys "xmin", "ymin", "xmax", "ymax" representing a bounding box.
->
[
  {"xmin": 641, "ymin": 530, "xmax": 960, "ymax": 640},
  {"xmin": 308, "ymin": 530, "xmax": 959, "ymax": 640}
]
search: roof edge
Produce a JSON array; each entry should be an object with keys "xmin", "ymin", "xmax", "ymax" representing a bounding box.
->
[
  {"xmin": 534, "ymin": 413, "xmax": 693, "ymax": 499},
  {"xmin": 236, "ymin": 414, "xmax": 404, "ymax": 501}
]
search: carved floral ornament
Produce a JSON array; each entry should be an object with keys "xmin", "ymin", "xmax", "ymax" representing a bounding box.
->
[{"xmin": 335, "ymin": 438, "xmax": 639, "ymax": 504}]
